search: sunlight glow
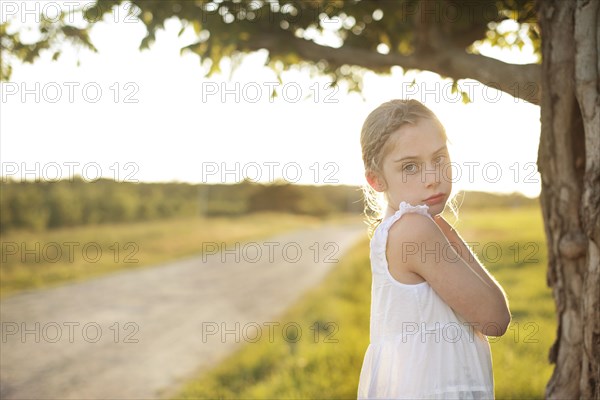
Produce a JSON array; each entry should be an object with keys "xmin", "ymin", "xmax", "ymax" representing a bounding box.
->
[{"xmin": 1, "ymin": 3, "xmax": 541, "ymax": 198}]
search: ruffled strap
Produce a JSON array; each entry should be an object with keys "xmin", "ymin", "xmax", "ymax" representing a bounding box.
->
[
  {"xmin": 383, "ymin": 201, "xmax": 431, "ymax": 227},
  {"xmin": 396, "ymin": 201, "xmax": 430, "ymax": 219}
]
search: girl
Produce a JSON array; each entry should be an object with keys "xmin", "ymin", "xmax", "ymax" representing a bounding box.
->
[{"xmin": 357, "ymin": 99, "xmax": 511, "ymax": 399}]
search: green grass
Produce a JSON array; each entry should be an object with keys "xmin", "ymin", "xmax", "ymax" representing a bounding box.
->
[
  {"xmin": 1, "ymin": 212, "xmax": 358, "ymax": 297},
  {"xmin": 172, "ymin": 205, "xmax": 555, "ymax": 399}
]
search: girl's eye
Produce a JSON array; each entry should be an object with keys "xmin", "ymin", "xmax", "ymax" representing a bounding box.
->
[
  {"xmin": 434, "ymin": 155, "xmax": 446, "ymax": 164},
  {"xmin": 403, "ymin": 163, "xmax": 418, "ymax": 173}
]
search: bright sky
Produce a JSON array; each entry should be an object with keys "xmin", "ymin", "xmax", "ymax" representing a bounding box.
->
[{"xmin": 0, "ymin": 2, "xmax": 541, "ymax": 197}]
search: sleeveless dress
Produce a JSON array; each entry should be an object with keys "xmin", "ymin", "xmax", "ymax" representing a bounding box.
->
[{"xmin": 357, "ymin": 202, "xmax": 494, "ymax": 399}]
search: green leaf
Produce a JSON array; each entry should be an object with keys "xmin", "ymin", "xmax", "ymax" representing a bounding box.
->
[
  {"xmin": 461, "ymin": 91, "xmax": 471, "ymax": 104},
  {"xmin": 192, "ymin": 20, "xmax": 202, "ymax": 35}
]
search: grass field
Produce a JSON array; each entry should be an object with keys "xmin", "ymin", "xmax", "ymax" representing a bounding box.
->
[
  {"xmin": 173, "ymin": 205, "xmax": 556, "ymax": 399},
  {"xmin": 0, "ymin": 212, "xmax": 359, "ymax": 297}
]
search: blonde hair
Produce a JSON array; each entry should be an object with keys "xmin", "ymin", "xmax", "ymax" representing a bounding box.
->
[{"xmin": 360, "ymin": 99, "xmax": 451, "ymax": 237}]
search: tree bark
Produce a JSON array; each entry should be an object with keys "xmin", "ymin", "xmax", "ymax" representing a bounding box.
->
[{"xmin": 537, "ymin": 0, "xmax": 600, "ymax": 398}]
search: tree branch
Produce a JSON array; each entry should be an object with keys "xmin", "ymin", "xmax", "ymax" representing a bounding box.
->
[{"xmin": 238, "ymin": 32, "xmax": 541, "ymax": 105}]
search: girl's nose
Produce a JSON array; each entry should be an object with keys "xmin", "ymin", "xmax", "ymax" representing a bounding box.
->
[{"xmin": 423, "ymin": 163, "xmax": 441, "ymax": 186}]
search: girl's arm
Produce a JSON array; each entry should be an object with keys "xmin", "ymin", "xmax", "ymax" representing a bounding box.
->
[
  {"xmin": 388, "ymin": 213, "xmax": 512, "ymax": 336},
  {"xmin": 433, "ymin": 215, "xmax": 510, "ymax": 299}
]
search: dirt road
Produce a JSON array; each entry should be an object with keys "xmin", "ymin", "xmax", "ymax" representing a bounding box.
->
[{"xmin": 0, "ymin": 222, "xmax": 366, "ymax": 399}]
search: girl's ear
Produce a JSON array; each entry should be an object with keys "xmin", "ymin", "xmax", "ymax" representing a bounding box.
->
[{"xmin": 366, "ymin": 171, "xmax": 386, "ymax": 192}]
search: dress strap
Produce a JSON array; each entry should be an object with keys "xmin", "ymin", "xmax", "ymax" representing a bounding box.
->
[{"xmin": 382, "ymin": 201, "xmax": 432, "ymax": 228}]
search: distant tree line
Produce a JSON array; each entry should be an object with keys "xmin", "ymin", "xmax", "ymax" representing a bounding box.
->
[
  {"xmin": 0, "ymin": 176, "xmax": 538, "ymax": 233},
  {"xmin": 0, "ymin": 177, "xmax": 363, "ymax": 233}
]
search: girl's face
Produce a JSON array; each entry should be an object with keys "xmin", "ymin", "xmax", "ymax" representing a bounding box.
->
[{"xmin": 368, "ymin": 118, "xmax": 452, "ymax": 216}]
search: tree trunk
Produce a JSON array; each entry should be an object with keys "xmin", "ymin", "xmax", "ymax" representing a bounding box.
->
[{"xmin": 537, "ymin": 0, "xmax": 600, "ymax": 399}]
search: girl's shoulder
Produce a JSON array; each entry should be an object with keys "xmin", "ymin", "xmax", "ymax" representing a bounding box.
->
[
  {"xmin": 370, "ymin": 202, "xmax": 442, "ymax": 258},
  {"xmin": 376, "ymin": 202, "xmax": 442, "ymax": 285}
]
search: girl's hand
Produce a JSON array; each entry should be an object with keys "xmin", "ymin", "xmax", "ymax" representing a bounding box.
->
[
  {"xmin": 432, "ymin": 214, "xmax": 454, "ymax": 239},
  {"xmin": 432, "ymin": 216, "xmax": 465, "ymax": 262}
]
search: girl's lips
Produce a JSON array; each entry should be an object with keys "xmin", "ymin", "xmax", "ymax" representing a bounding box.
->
[
  {"xmin": 424, "ymin": 193, "xmax": 444, "ymax": 201},
  {"xmin": 423, "ymin": 193, "xmax": 446, "ymax": 205}
]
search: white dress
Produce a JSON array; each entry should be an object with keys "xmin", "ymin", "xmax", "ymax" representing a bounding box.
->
[{"xmin": 357, "ymin": 202, "xmax": 494, "ymax": 399}]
